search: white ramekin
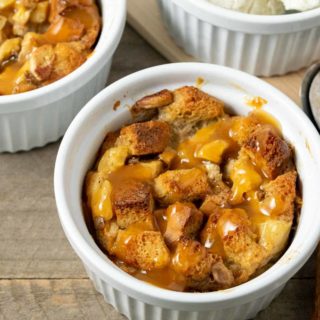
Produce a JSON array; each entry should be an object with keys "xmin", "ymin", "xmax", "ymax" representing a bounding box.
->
[
  {"xmin": 0, "ymin": 0, "xmax": 126, "ymax": 153},
  {"xmin": 54, "ymin": 63, "xmax": 320, "ymax": 320},
  {"xmin": 158, "ymin": 0, "xmax": 320, "ymax": 76}
]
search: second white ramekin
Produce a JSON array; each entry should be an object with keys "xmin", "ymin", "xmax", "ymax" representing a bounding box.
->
[
  {"xmin": 158, "ymin": 0, "xmax": 320, "ymax": 76},
  {"xmin": 0, "ymin": 0, "xmax": 126, "ymax": 153},
  {"xmin": 54, "ymin": 63, "xmax": 320, "ymax": 320}
]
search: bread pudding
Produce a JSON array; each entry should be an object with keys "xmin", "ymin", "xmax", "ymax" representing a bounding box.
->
[
  {"xmin": 83, "ymin": 86, "xmax": 299, "ymax": 292},
  {"xmin": 0, "ymin": 0, "xmax": 101, "ymax": 95}
]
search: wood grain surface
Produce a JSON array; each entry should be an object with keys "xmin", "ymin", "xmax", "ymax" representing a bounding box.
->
[
  {"xmin": 127, "ymin": 0, "xmax": 305, "ymax": 106},
  {"xmin": 0, "ymin": 26, "xmax": 316, "ymax": 320}
]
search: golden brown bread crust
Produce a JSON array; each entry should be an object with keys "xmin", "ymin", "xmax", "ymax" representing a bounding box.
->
[
  {"xmin": 262, "ymin": 171, "xmax": 297, "ymax": 221},
  {"xmin": 50, "ymin": 42, "xmax": 87, "ymax": 81},
  {"xmin": 159, "ymin": 86, "xmax": 224, "ymax": 126},
  {"xmin": 171, "ymin": 238, "xmax": 214, "ymax": 282},
  {"xmin": 29, "ymin": 44, "xmax": 55, "ymax": 82},
  {"xmin": 164, "ymin": 202, "xmax": 203, "ymax": 245},
  {"xmin": 112, "ymin": 180, "xmax": 155, "ymax": 229},
  {"xmin": 243, "ymin": 125, "xmax": 292, "ymax": 179},
  {"xmin": 200, "ymin": 189, "xmax": 231, "ymax": 216},
  {"xmin": 217, "ymin": 209, "xmax": 267, "ymax": 283},
  {"xmin": 112, "ymin": 230, "xmax": 170, "ymax": 270},
  {"xmin": 98, "ymin": 131, "xmax": 120, "ymax": 160},
  {"xmin": 230, "ymin": 115, "xmax": 260, "ymax": 145},
  {"xmin": 154, "ymin": 168, "xmax": 210, "ymax": 205},
  {"xmin": 116, "ymin": 121, "xmax": 171, "ymax": 156},
  {"xmin": 223, "ymin": 227, "xmax": 267, "ymax": 284},
  {"xmin": 131, "ymin": 89, "xmax": 174, "ymax": 121},
  {"xmin": 133, "ymin": 89, "xmax": 174, "ymax": 110},
  {"xmin": 171, "ymin": 238, "xmax": 234, "ymax": 291}
]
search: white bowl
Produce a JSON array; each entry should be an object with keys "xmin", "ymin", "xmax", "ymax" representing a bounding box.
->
[
  {"xmin": 158, "ymin": 0, "xmax": 320, "ymax": 76},
  {"xmin": 54, "ymin": 63, "xmax": 320, "ymax": 320},
  {"xmin": 0, "ymin": 0, "xmax": 126, "ymax": 153}
]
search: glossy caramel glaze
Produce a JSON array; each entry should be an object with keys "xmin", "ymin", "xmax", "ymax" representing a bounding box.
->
[{"xmin": 84, "ymin": 87, "xmax": 298, "ymax": 292}]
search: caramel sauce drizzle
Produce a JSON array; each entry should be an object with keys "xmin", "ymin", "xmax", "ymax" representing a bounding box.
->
[{"xmin": 92, "ymin": 111, "xmax": 290, "ymax": 291}]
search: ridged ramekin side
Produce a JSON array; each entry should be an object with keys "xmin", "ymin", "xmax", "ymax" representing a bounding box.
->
[
  {"xmin": 0, "ymin": 61, "xmax": 111, "ymax": 152},
  {"xmin": 84, "ymin": 264, "xmax": 285, "ymax": 320},
  {"xmin": 158, "ymin": 0, "xmax": 320, "ymax": 76}
]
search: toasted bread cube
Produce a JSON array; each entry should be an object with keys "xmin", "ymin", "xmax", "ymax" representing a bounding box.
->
[
  {"xmin": 133, "ymin": 89, "xmax": 174, "ymax": 111},
  {"xmin": 200, "ymin": 212, "xmax": 225, "ymax": 257},
  {"xmin": 164, "ymin": 202, "xmax": 203, "ymax": 245},
  {"xmin": 131, "ymin": 89, "xmax": 173, "ymax": 121},
  {"xmin": 85, "ymin": 172, "xmax": 113, "ymax": 222},
  {"xmin": 0, "ymin": 38, "xmax": 21, "ymax": 64},
  {"xmin": 154, "ymin": 168, "xmax": 209, "ymax": 205},
  {"xmin": 112, "ymin": 180, "xmax": 154, "ymax": 229},
  {"xmin": 18, "ymin": 32, "xmax": 41, "ymax": 63},
  {"xmin": 12, "ymin": 5, "xmax": 31, "ymax": 25},
  {"xmin": 230, "ymin": 115, "xmax": 260, "ymax": 145},
  {"xmin": 50, "ymin": 42, "xmax": 86, "ymax": 81},
  {"xmin": 98, "ymin": 131, "xmax": 120, "ymax": 159},
  {"xmin": 116, "ymin": 121, "xmax": 171, "ymax": 156},
  {"xmin": 172, "ymin": 239, "xmax": 234, "ymax": 291},
  {"xmin": 112, "ymin": 228, "xmax": 170, "ymax": 270},
  {"xmin": 260, "ymin": 171, "xmax": 297, "ymax": 220},
  {"xmin": 195, "ymin": 140, "xmax": 229, "ymax": 164},
  {"xmin": 30, "ymin": 1, "xmax": 49, "ymax": 23},
  {"xmin": 217, "ymin": 209, "xmax": 267, "ymax": 281},
  {"xmin": 159, "ymin": 147, "xmax": 177, "ymax": 167},
  {"xmin": 96, "ymin": 220, "xmax": 119, "ymax": 253},
  {"xmin": 171, "ymin": 238, "xmax": 214, "ymax": 281},
  {"xmin": 97, "ymin": 146, "xmax": 128, "ymax": 174},
  {"xmin": 200, "ymin": 189, "xmax": 230, "ymax": 216},
  {"xmin": 159, "ymin": 86, "xmax": 224, "ymax": 125},
  {"xmin": 243, "ymin": 126, "xmax": 292, "ymax": 179},
  {"xmin": 29, "ymin": 44, "xmax": 55, "ymax": 81}
]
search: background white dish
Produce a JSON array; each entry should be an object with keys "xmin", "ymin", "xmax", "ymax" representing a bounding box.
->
[
  {"xmin": 158, "ymin": 0, "xmax": 320, "ymax": 76},
  {"xmin": 0, "ymin": 0, "xmax": 126, "ymax": 152}
]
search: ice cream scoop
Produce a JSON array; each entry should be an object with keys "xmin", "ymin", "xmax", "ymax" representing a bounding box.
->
[
  {"xmin": 282, "ymin": 0, "xmax": 320, "ymax": 11},
  {"xmin": 207, "ymin": 0, "xmax": 320, "ymax": 14},
  {"xmin": 207, "ymin": 0, "xmax": 285, "ymax": 14}
]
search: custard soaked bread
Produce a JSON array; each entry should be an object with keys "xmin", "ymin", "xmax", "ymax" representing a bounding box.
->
[
  {"xmin": 0, "ymin": 0, "xmax": 101, "ymax": 94},
  {"xmin": 84, "ymin": 86, "xmax": 299, "ymax": 292}
]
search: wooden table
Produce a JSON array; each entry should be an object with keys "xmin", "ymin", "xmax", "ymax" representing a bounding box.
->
[{"xmin": 0, "ymin": 25, "xmax": 316, "ymax": 320}]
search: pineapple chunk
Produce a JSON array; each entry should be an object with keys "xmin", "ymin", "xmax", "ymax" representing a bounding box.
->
[
  {"xmin": 91, "ymin": 179, "xmax": 113, "ymax": 221},
  {"xmin": 195, "ymin": 140, "xmax": 229, "ymax": 164},
  {"xmin": 258, "ymin": 219, "xmax": 291, "ymax": 258},
  {"xmin": 85, "ymin": 172, "xmax": 113, "ymax": 222},
  {"xmin": 97, "ymin": 146, "xmax": 128, "ymax": 174}
]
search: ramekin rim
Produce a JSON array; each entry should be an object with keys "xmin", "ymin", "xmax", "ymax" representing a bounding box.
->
[
  {"xmin": 0, "ymin": 0, "xmax": 126, "ymax": 107},
  {"xmin": 177, "ymin": 0, "xmax": 320, "ymax": 22},
  {"xmin": 54, "ymin": 62, "xmax": 320, "ymax": 305},
  {"xmin": 168, "ymin": 0, "xmax": 320, "ymax": 34}
]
